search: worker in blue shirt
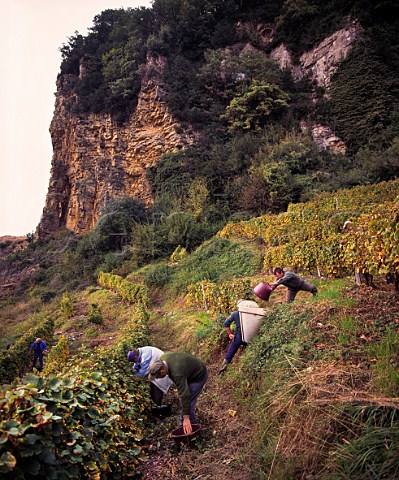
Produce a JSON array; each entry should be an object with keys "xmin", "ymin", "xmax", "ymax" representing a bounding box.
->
[
  {"xmin": 127, "ymin": 346, "xmax": 172, "ymax": 406},
  {"xmin": 29, "ymin": 338, "xmax": 47, "ymax": 371}
]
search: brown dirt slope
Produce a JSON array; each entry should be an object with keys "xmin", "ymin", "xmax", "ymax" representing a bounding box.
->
[
  {"xmin": 141, "ymin": 281, "xmax": 399, "ymax": 479},
  {"xmin": 142, "ymin": 309, "xmax": 257, "ymax": 480}
]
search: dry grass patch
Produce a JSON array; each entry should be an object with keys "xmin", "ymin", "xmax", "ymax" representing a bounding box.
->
[{"xmin": 256, "ymin": 360, "xmax": 399, "ymax": 479}]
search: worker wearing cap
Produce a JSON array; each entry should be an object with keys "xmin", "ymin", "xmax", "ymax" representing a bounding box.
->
[
  {"xmin": 148, "ymin": 352, "xmax": 208, "ymax": 435},
  {"xmin": 127, "ymin": 346, "xmax": 172, "ymax": 406}
]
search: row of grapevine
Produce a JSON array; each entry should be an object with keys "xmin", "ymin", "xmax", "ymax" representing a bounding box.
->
[
  {"xmin": 340, "ymin": 200, "xmax": 399, "ymax": 276},
  {"xmin": 0, "ymin": 307, "xmax": 152, "ymax": 479},
  {"xmin": 98, "ymin": 272, "xmax": 150, "ymax": 307},
  {"xmin": 219, "ymin": 179, "xmax": 399, "ymax": 277},
  {"xmin": 186, "ymin": 278, "xmax": 254, "ymax": 315},
  {"xmin": 0, "ymin": 316, "xmax": 54, "ymax": 384},
  {"xmin": 287, "ymin": 178, "xmax": 399, "ymax": 219},
  {"xmin": 43, "ymin": 334, "xmax": 69, "ymax": 375}
]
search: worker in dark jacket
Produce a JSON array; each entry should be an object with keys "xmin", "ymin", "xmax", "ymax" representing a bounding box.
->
[
  {"xmin": 218, "ymin": 300, "xmax": 247, "ymax": 376},
  {"xmin": 29, "ymin": 337, "xmax": 47, "ymax": 371},
  {"xmin": 148, "ymin": 352, "xmax": 208, "ymax": 435},
  {"xmin": 270, "ymin": 268, "xmax": 317, "ymax": 303}
]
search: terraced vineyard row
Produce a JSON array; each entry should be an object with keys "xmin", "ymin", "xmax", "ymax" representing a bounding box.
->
[{"xmin": 220, "ymin": 179, "xmax": 399, "ymax": 278}]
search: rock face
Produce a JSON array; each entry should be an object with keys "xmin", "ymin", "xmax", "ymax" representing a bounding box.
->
[
  {"xmin": 38, "ymin": 23, "xmax": 360, "ymax": 238},
  {"xmin": 298, "ymin": 21, "xmax": 360, "ymax": 88},
  {"xmin": 270, "ymin": 21, "xmax": 360, "ymax": 88},
  {"xmin": 270, "ymin": 21, "xmax": 360, "ymax": 155},
  {"xmin": 301, "ymin": 121, "xmax": 347, "ymax": 154},
  {"xmin": 270, "ymin": 44, "xmax": 302, "ymax": 78},
  {"xmin": 37, "ymin": 56, "xmax": 197, "ymax": 238}
]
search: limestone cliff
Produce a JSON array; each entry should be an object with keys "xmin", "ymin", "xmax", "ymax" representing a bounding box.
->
[
  {"xmin": 270, "ymin": 21, "xmax": 360, "ymax": 88},
  {"xmin": 270, "ymin": 21, "xmax": 360, "ymax": 155},
  {"xmin": 297, "ymin": 21, "xmax": 360, "ymax": 88},
  {"xmin": 37, "ymin": 56, "xmax": 197, "ymax": 238},
  {"xmin": 38, "ymin": 23, "xmax": 360, "ymax": 238}
]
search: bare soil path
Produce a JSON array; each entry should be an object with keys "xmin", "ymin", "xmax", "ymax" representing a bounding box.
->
[{"xmin": 141, "ymin": 307, "xmax": 257, "ymax": 480}]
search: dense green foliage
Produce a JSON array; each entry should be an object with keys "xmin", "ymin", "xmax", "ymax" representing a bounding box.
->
[
  {"xmin": 91, "ymin": 196, "xmax": 147, "ymax": 252},
  {"xmin": 329, "ymin": 44, "xmax": 399, "ymax": 154},
  {"xmin": 0, "ymin": 309, "xmax": 151, "ymax": 479},
  {"xmin": 60, "ymin": 8, "xmax": 152, "ymax": 123},
  {"xmin": 60, "ymin": 293, "xmax": 73, "ymax": 319},
  {"xmin": 147, "ymin": 128, "xmax": 355, "ymax": 218},
  {"xmin": 0, "ymin": 317, "xmax": 54, "ymax": 384}
]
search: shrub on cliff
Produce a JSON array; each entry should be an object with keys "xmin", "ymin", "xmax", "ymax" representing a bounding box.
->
[
  {"xmin": 92, "ymin": 196, "xmax": 147, "ymax": 252},
  {"xmin": 130, "ymin": 211, "xmax": 219, "ymax": 266},
  {"xmin": 330, "ymin": 45, "xmax": 399, "ymax": 153}
]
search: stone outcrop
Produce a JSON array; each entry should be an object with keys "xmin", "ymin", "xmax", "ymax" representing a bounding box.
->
[
  {"xmin": 300, "ymin": 121, "xmax": 347, "ymax": 154},
  {"xmin": 270, "ymin": 21, "xmax": 360, "ymax": 88},
  {"xmin": 37, "ymin": 56, "xmax": 197, "ymax": 238},
  {"xmin": 270, "ymin": 44, "xmax": 302, "ymax": 78},
  {"xmin": 298, "ymin": 21, "xmax": 360, "ymax": 88},
  {"xmin": 270, "ymin": 21, "xmax": 360, "ymax": 155}
]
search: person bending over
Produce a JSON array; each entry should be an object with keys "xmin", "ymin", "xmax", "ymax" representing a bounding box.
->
[
  {"xmin": 127, "ymin": 346, "xmax": 172, "ymax": 406},
  {"xmin": 270, "ymin": 267, "xmax": 317, "ymax": 303},
  {"xmin": 148, "ymin": 352, "xmax": 208, "ymax": 435}
]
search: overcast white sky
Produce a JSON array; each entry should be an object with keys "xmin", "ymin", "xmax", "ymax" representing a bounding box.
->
[{"xmin": 0, "ymin": 0, "xmax": 152, "ymax": 237}]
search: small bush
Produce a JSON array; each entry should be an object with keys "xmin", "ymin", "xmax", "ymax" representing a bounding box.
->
[
  {"xmin": 144, "ymin": 263, "xmax": 172, "ymax": 288},
  {"xmin": 40, "ymin": 291, "xmax": 56, "ymax": 304},
  {"xmin": 170, "ymin": 245, "xmax": 187, "ymax": 263},
  {"xmin": 87, "ymin": 303, "xmax": 103, "ymax": 325},
  {"xmin": 44, "ymin": 335, "xmax": 69, "ymax": 374},
  {"xmin": 92, "ymin": 196, "xmax": 147, "ymax": 253},
  {"xmin": 60, "ymin": 292, "xmax": 73, "ymax": 319}
]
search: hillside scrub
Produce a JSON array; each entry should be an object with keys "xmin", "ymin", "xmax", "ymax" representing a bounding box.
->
[{"xmin": 1, "ymin": 179, "xmax": 399, "ymax": 478}]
